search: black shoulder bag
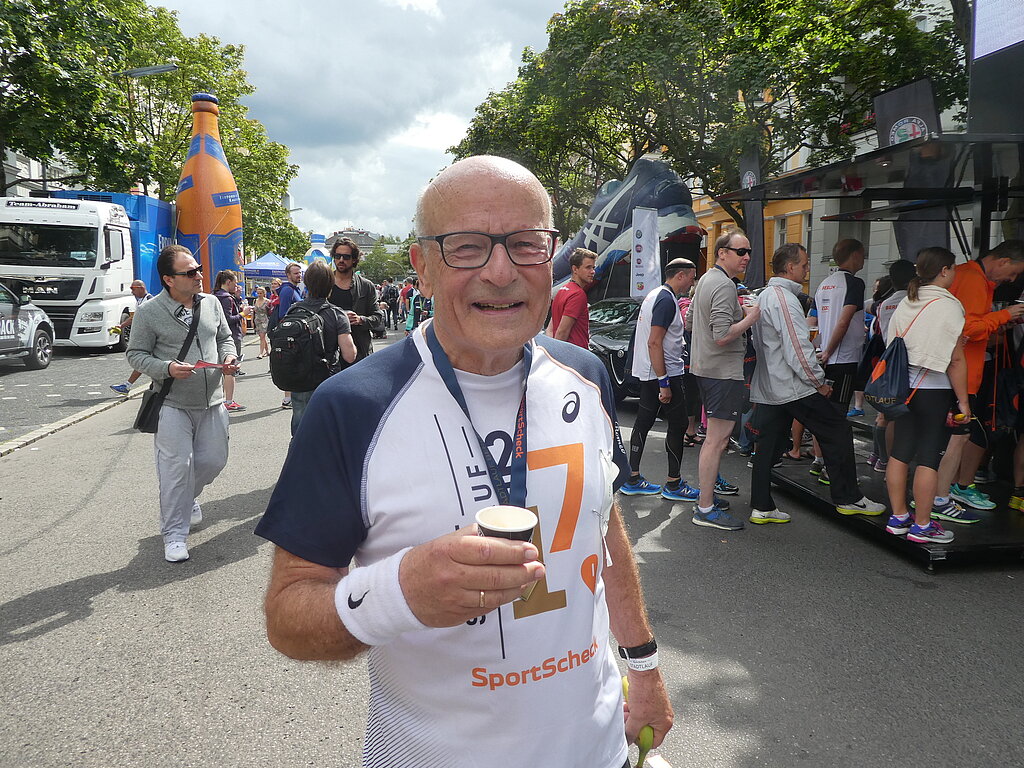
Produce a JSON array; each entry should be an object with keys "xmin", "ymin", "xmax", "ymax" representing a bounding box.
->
[{"xmin": 134, "ymin": 300, "xmax": 202, "ymax": 434}]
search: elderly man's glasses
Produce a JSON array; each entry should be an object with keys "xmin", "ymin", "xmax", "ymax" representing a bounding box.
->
[
  {"xmin": 172, "ymin": 267, "xmax": 203, "ymax": 278},
  {"xmin": 724, "ymin": 247, "xmax": 753, "ymax": 257},
  {"xmin": 417, "ymin": 229, "xmax": 558, "ymax": 269}
]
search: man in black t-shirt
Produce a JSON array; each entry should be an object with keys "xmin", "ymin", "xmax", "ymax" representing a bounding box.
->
[{"xmin": 328, "ymin": 237, "xmax": 385, "ymax": 361}]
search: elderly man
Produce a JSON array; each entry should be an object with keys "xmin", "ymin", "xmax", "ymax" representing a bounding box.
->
[
  {"xmin": 110, "ymin": 279, "xmax": 154, "ymax": 395},
  {"xmin": 749, "ymin": 243, "xmax": 886, "ymax": 522},
  {"xmin": 127, "ymin": 245, "xmax": 238, "ymax": 562},
  {"xmin": 256, "ymin": 156, "xmax": 672, "ymax": 768}
]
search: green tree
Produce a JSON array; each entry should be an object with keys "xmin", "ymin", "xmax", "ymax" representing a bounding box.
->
[
  {"xmin": 0, "ymin": 0, "xmax": 141, "ymax": 192},
  {"xmin": 357, "ymin": 238, "xmax": 412, "ymax": 283},
  {"xmin": 456, "ymin": 0, "xmax": 967, "ymax": 229}
]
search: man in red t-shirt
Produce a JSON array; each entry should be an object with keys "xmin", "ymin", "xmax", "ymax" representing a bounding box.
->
[
  {"xmin": 399, "ymin": 278, "xmax": 414, "ymax": 323},
  {"xmin": 549, "ymin": 248, "xmax": 597, "ymax": 348}
]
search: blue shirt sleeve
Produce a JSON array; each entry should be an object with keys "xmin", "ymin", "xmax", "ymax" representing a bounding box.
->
[
  {"xmin": 651, "ymin": 290, "xmax": 678, "ymax": 329},
  {"xmin": 844, "ymin": 274, "xmax": 865, "ymax": 308}
]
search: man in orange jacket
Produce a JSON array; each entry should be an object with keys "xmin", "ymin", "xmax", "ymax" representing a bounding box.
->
[{"xmin": 932, "ymin": 240, "xmax": 1024, "ymax": 522}]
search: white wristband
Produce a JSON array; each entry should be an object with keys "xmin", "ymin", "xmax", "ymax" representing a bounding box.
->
[
  {"xmin": 624, "ymin": 650, "xmax": 659, "ymax": 672},
  {"xmin": 334, "ymin": 547, "xmax": 427, "ymax": 646}
]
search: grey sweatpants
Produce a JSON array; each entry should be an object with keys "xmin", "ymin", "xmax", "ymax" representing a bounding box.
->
[{"xmin": 154, "ymin": 404, "xmax": 230, "ymax": 543}]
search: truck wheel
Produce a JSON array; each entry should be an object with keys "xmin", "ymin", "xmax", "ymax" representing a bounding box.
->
[
  {"xmin": 24, "ymin": 328, "xmax": 53, "ymax": 370},
  {"xmin": 112, "ymin": 311, "xmax": 130, "ymax": 352}
]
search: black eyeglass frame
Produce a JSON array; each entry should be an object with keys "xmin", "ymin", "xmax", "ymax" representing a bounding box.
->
[
  {"xmin": 170, "ymin": 267, "xmax": 204, "ymax": 278},
  {"xmin": 416, "ymin": 229, "xmax": 559, "ymax": 269},
  {"xmin": 333, "ymin": 252, "xmax": 357, "ymax": 261}
]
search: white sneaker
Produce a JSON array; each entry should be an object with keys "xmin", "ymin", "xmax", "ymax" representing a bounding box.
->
[
  {"xmin": 749, "ymin": 508, "xmax": 792, "ymax": 524},
  {"xmin": 190, "ymin": 500, "xmax": 202, "ymax": 526},
  {"xmin": 836, "ymin": 496, "xmax": 887, "ymax": 516},
  {"xmin": 164, "ymin": 541, "xmax": 189, "ymax": 562}
]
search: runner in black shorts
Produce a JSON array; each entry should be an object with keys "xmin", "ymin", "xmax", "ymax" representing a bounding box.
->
[{"xmin": 883, "ymin": 247, "xmax": 969, "ymax": 544}]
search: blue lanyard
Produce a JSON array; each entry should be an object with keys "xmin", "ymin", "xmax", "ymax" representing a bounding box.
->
[{"xmin": 425, "ymin": 323, "xmax": 530, "ymax": 508}]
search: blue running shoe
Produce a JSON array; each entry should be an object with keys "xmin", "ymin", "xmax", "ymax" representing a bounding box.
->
[
  {"xmin": 110, "ymin": 383, "xmax": 130, "ymax": 396},
  {"xmin": 692, "ymin": 504, "xmax": 744, "ymax": 531},
  {"xmin": 885, "ymin": 513, "xmax": 912, "ymax": 535},
  {"xmin": 930, "ymin": 499, "xmax": 982, "ymax": 524},
  {"xmin": 619, "ymin": 476, "xmax": 662, "ymax": 496},
  {"xmin": 661, "ymin": 481, "xmax": 700, "ymax": 501},
  {"xmin": 714, "ymin": 474, "xmax": 739, "ymax": 495},
  {"xmin": 847, "ymin": 407, "xmax": 865, "ymax": 417}
]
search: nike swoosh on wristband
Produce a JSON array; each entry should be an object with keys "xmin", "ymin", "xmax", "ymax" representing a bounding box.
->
[{"xmin": 348, "ymin": 590, "xmax": 370, "ymax": 609}]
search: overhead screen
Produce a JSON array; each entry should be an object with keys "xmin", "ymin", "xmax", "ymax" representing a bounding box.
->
[{"xmin": 968, "ymin": 0, "xmax": 1024, "ymax": 133}]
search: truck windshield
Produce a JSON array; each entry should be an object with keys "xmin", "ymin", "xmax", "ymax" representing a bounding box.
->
[{"xmin": 0, "ymin": 224, "xmax": 99, "ymax": 268}]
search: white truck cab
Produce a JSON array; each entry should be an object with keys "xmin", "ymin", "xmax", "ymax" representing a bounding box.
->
[{"xmin": 0, "ymin": 198, "xmax": 136, "ymax": 349}]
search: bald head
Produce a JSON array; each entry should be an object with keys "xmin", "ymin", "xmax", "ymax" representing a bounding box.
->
[{"xmin": 415, "ymin": 156, "xmax": 552, "ymax": 236}]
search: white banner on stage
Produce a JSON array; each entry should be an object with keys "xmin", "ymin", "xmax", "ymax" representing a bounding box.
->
[{"xmin": 630, "ymin": 207, "xmax": 660, "ymax": 300}]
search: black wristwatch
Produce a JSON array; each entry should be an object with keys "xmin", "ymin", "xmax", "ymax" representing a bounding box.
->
[{"xmin": 618, "ymin": 638, "xmax": 657, "ymax": 659}]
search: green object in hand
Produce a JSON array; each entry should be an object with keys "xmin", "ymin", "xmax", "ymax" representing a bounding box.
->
[{"xmin": 636, "ymin": 725, "xmax": 654, "ymax": 768}]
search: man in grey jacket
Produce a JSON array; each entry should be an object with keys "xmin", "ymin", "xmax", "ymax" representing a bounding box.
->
[
  {"xmin": 127, "ymin": 245, "xmax": 239, "ymax": 563},
  {"xmin": 748, "ymin": 243, "xmax": 885, "ymax": 521}
]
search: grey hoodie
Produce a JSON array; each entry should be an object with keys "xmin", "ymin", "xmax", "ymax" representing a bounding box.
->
[{"xmin": 126, "ymin": 289, "xmax": 236, "ymax": 410}]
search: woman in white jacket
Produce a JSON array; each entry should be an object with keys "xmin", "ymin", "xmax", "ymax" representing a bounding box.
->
[{"xmin": 884, "ymin": 247, "xmax": 970, "ymax": 543}]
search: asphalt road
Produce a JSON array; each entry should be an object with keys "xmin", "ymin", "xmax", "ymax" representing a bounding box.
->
[
  {"xmin": 1, "ymin": 329, "xmax": 1021, "ymax": 768},
  {"xmin": 0, "ymin": 344, "xmax": 137, "ymax": 444}
]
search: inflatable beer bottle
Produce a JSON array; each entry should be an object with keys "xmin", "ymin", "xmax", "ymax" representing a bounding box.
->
[{"xmin": 175, "ymin": 93, "xmax": 244, "ymax": 292}]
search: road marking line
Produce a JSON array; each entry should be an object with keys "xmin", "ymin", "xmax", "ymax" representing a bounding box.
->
[{"xmin": 0, "ymin": 389, "xmax": 144, "ymax": 457}]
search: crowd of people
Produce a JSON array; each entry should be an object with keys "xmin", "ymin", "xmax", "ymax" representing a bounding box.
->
[{"xmin": 561, "ymin": 229, "xmax": 1024, "ymax": 544}]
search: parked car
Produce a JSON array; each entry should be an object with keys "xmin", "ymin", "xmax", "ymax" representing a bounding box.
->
[
  {"xmin": 0, "ymin": 281, "xmax": 55, "ymax": 369},
  {"xmin": 588, "ymin": 297, "xmax": 640, "ymax": 333},
  {"xmin": 589, "ymin": 321, "xmax": 639, "ymax": 403}
]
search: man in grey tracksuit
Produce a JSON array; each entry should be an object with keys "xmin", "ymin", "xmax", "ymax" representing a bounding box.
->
[
  {"xmin": 749, "ymin": 243, "xmax": 885, "ymax": 521},
  {"xmin": 127, "ymin": 245, "xmax": 239, "ymax": 563}
]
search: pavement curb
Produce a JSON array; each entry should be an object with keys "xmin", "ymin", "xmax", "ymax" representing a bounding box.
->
[{"xmin": 0, "ymin": 338, "xmax": 262, "ymax": 458}]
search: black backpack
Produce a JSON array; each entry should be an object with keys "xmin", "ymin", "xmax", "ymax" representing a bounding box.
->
[{"xmin": 269, "ymin": 304, "xmax": 332, "ymax": 392}]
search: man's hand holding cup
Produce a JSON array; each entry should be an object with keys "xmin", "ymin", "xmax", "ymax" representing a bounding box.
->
[{"xmin": 398, "ymin": 506, "xmax": 543, "ymax": 628}]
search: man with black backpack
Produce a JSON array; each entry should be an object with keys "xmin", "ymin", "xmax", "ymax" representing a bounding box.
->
[
  {"xmin": 270, "ymin": 261, "xmax": 357, "ymax": 435},
  {"xmin": 381, "ymin": 278, "xmax": 400, "ymax": 330}
]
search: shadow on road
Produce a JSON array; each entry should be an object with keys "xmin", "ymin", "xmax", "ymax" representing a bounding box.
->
[{"xmin": 0, "ymin": 486, "xmax": 275, "ymax": 646}]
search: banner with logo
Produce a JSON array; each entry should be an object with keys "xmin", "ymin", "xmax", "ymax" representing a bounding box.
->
[
  {"xmin": 873, "ymin": 79, "xmax": 940, "ymax": 147},
  {"xmin": 630, "ymin": 207, "xmax": 660, "ymax": 300},
  {"xmin": 874, "ymin": 79, "xmax": 949, "ymax": 260},
  {"xmin": 738, "ymin": 151, "xmax": 765, "ymax": 289}
]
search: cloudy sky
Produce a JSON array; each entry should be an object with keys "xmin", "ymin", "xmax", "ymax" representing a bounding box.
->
[{"xmin": 154, "ymin": 0, "xmax": 567, "ymax": 239}]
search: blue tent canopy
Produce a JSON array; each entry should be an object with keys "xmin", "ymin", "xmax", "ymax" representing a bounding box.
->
[{"xmin": 241, "ymin": 252, "xmax": 298, "ymax": 279}]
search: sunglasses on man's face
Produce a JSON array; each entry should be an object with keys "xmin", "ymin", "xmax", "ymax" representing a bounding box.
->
[
  {"xmin": 334, "ymin": 253, "xmax": 356, "ymax": 261},
  {"xmin": 724, "ymin": 247, "xmax": 753, "ymax": 257},
  {"xmin": 172, "ymin": 267, "xmax": 203, "ymax": 278}
]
